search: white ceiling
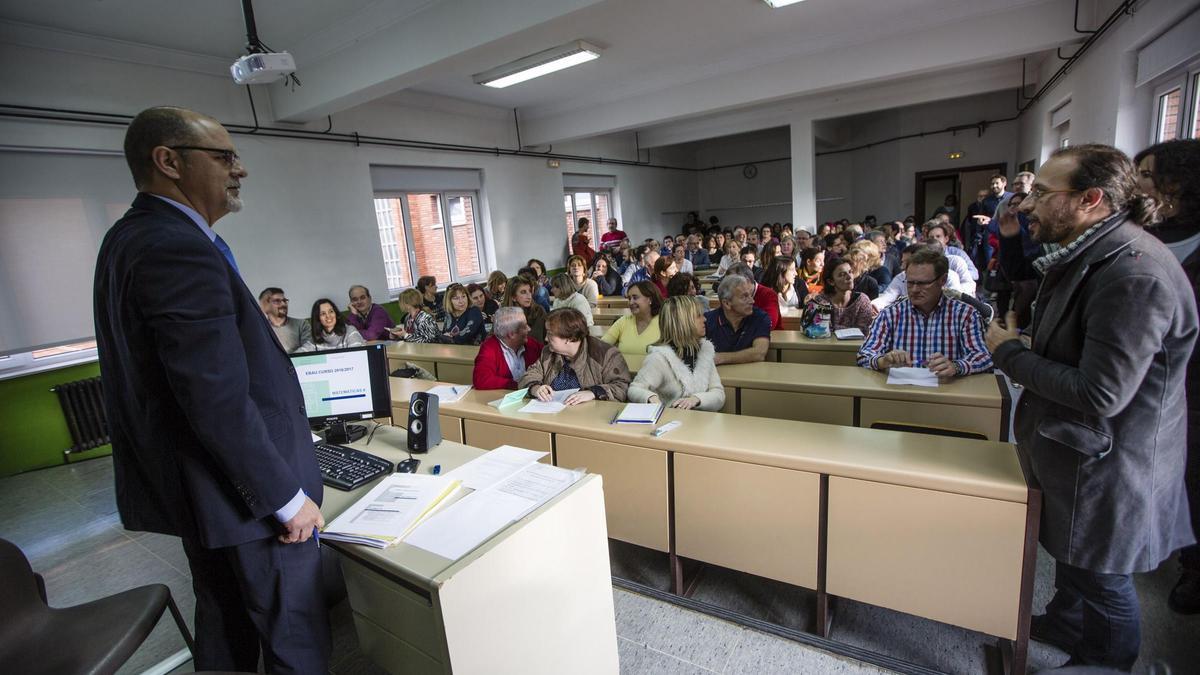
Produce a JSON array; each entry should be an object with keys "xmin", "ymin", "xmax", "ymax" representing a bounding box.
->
[{"xmin": 0, "ymin": 0, "xmax": 1084, "ymax": 143}]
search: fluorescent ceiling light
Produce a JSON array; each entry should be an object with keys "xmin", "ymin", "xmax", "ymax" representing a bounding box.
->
[
  {"xmin": 762, "ymin": 0, "xmax": 807, "ymax": 6},
  {"xmin": 473, "ymin": 41, "xmax": 601, "ymax": 88}
]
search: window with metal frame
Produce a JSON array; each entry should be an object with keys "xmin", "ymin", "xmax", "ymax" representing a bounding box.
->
[
  {"xmin": 563, "ymin": 190, "xmax": 613, "ymax": 256},
  {"xmin": 373, "ymin": 191, "xmax": 485, "ymax": 296}
]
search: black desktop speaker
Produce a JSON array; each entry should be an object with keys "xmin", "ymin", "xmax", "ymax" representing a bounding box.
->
[{"xmin": 406, "ymin": 392, "xmax": 442, "ymax": 453}]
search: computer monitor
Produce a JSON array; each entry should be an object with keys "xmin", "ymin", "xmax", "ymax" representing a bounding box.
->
[{"xmin": 290, "ymin": 343, "xmax": 391, "ymax": 443}]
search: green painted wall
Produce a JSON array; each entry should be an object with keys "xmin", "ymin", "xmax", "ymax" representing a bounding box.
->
[{"xmin": 0, "ymin": 362, "xmax": 112, "ymax": 476}]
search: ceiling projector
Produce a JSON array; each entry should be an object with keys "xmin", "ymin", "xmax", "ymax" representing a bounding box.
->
[{"xmin": 230, "ymin": 52, "xmax": 295, "ymax": 85}]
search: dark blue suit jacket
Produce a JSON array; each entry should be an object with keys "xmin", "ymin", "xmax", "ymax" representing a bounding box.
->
[{"xmin": 94, "ymin": 193, "xmax": 323, "ymax": 548}]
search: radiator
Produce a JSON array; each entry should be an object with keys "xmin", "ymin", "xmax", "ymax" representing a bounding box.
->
[{"xmin": 51, "ymin": 376, "xmax": 110, "ymax": 459}]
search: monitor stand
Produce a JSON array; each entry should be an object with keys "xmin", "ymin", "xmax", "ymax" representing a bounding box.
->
[{"xmin": 324, "ymin": 420, "xmax": 367, "ymax": 444}]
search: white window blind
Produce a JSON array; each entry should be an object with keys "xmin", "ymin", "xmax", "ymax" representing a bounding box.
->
[
  {"xmin": 1136, "ymin": 8, "xmax": 1200, "ymax": 87},
  {"xmin": 0, "ymin": 149, "xmax": 131, "ymax": 356},
  {"xmin": 369, "ymin": 165, "xmax": 481, "ymax": 192},
  {"xmin": 1050, "ymin": 100, "xmax": 1072, "ymax": 129},
  {"xmin": 562, "ymin": 173, "xmax": 616, "ymax": 189}
]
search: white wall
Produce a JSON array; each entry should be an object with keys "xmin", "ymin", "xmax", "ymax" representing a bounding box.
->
[
  {"xmin": 692, "ymin": 127, "xmax": 792, "ymax": 230},
  {"xmin": 1016, "ymin": 0, "xmax": 1200, "ymax": 165},
  {"xmin": 814, "ymin": 89, "xmax": 1020, "ymax": 223},
  {"xmin": 0, "ymin": 40, "xmax": 695, "ymax": 317}
]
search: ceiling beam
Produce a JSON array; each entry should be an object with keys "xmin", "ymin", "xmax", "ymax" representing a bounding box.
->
[
  {"xmin": 266, "ymin": 0, "xmax": 603, "ymax": 123},
  {"xmin": 519, "ymin": 0, "xmax": 1078, "ymax": 145}
]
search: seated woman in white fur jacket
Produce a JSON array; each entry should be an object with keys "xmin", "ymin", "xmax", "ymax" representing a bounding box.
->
[{"xmin": 628, "ymin": 295, "xmax": 725, "ymax": 411}]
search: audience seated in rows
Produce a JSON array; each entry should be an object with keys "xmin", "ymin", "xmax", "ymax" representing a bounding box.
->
[
  {"xmin": 298, "ymin": 298, "xmax": 364, "ymax": 351},
  {"xmin": 857, "ymin": 248, "xmax": 992, "ymax": 377},
  {"xmin": 873, "ymin": 244, "xmax": 973, "ymax": 310},
  {"xmin": 667, "ymin": 272, "xmax": 703, "ymax": 299},
  {"xmin": 705, "ymin": 273, "xmax": 771, "ymax": 365},
  {"xmin": 682, "ymin": 234, "xmax": 710, "ymax": 267},
  {"xmin": 671, "ymin": 243, "xmax": 694, "ymax": 275},
  {"xmin": 727, "ymin": 262, "xmax": 782, "ymax": 331},
  {"xmin": 623, "ymin": 245, "xmax": 659, "ymax": 292},
  {"xmin": 486, "ymin": 271, "xmax": 508, "ymax": 302},
  {"xmin": 800, "ymin": 247, "xmax": 825, "ymax": 296},
  {"xmin": 519, "ymin": 308, "xmax": 632, "ymax": 404},
  {"xmin": 550, "ymin": 273, "xmax": 594, "ymax": 326},
  {"xmin": 259, "ymin": 286, "xmax": 310, "ymax": 353},
  {"xmin": 601, "ymin": 280, "xmax": 662, "ymax": 356},
  {"xmin": 801, "ymin": 257, "xmax": 878, "ymax": 333},
  {"xmin": 925, "ymin": 220, "xmax": 979, "ymax": 280},
  {"xmin": 652, "ymin": 255, "xmax": 677, "ymax": 299},
  {"xmin": 346, "ymin": 284, "xmax": 395, "ymax": 341},
  {"xmin": 629, "ymin": 296, "xmax": 725, "ymax": 411},
  {"xmin": 473, "ymin": 306, "xmax": 542, "ymax": 390},
  {"xmin": 467, "ymin": 282, "xmax": 499, "ymax": 328},
  {"xmin": 763, "ymin": 256, "xmax": 804, "ymax": 312},
  {"xmin": 416, "ymin": 275, "xmax": 444, "ymax": 322},
  {"xmin": 521, "ymin": 262, "xmax": 552, "ymax": 311}
]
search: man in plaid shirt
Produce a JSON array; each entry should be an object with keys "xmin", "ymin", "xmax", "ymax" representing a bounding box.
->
[{"xmin": 857, "ymin": 248, "xmax": 992, "ymax": 376}]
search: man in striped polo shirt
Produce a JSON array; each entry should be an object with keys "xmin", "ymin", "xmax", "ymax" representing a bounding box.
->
[{"xmin": 856, "ymin": 247, "xmax": 992, "ymax": 377}]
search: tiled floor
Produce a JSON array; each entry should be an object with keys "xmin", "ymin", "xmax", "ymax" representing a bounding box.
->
[{"xmin": 0, "ymin": 457, "xmax": 888, "ymax": 674}]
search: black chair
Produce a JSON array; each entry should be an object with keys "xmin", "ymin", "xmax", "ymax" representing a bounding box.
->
[{"xmin": 0, "ymin": 537, "xmax": 194, "ymax": 675}]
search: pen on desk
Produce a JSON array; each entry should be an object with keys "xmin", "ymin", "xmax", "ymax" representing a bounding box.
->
[
  {"xmin": 451, "ymin": 386, "xmax": 459, "ymax": 396},
  {"xmin": 432, "ymin": 464, "xmax": 441, "ymax": 475}
]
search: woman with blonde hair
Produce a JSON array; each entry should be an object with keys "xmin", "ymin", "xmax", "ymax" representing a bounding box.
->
[
  {"xmin": 440, "ymin": 282, "xmax": 485, "ymax": 344},
  {"xmin": 628, "ymin": 296, "xmax": 724, "ymax": 411},
  {"xmin": 550, "ymin": 273, "xmax": 594, "ymax": 326},
  {"xmin": 846, "ymin": 246, "xmax": 880, "ymax": 300},
  {"xmin": 519, "ymin": 308, "xmax": 631, "ymax": 405},
  {"xmin": 503, "ymin": 276, "xmax": 547, "ymax": 342},
  {"xmin": 849, "ymin": 238, "xmax": 891, "ymax": 290},
  {"xmin": 391, "ymin": 288, "xmax": 442, "ymax": 343},
  {"xmin": 566, "ymin": 254, "xmax": 600, "ymax": 307}
]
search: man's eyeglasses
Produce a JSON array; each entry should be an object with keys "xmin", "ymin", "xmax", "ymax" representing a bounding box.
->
[
  {"xmin": 169, "ymin": 146, "xmax": 241, "ymax": 167},
  {"xmin": 905, "ymin": 277, "xmax": 941, "ymax": 289},
  {"xmin": 269, "ymin": 298, "xmax": 289, "ymax": 305},
  {"xmin": 1028, "ymin": 186, "xmax": 1078, "ymax": 202}
]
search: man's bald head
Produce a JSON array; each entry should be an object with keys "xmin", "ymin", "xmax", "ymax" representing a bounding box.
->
[{"xmin": 123, "ymin": 106, "xmax": 211, "ymax": 188}]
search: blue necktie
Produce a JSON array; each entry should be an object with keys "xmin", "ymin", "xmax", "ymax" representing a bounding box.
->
[{"xmin": 213, "ymin": 234, "xmax": 240, "ymax": 275}]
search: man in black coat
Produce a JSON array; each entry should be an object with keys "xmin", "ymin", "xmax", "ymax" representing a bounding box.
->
[
  {"xmin": 94, "ymin": 107, "xmax": 329, "ymax": 673},
  {"xmin": 986, "ymin": 145, "xmax": 1197, "ymax": 670}
]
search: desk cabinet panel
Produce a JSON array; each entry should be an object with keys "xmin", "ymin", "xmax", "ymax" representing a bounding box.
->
[
  {"xmin": 555, "ymin": 435, "xmax": 669, "ymax": 552},
  {"xmin": 739, "ymin": 388, "xmax": 854, "ymax": 426},
  {"xmin": 826, "ymin": 476, "xmax": 1025, "ymax": 639},
  {"xmin": 860, "ymin": 397, "xmax": 999, "ymax": 441},
  {"xmin": 674, "ymin": 454, "xmax": 819, "ymax": 588},
  {"xmin": 463, "ymin": 420, "xmax": 553, "ymax": 457},
  {"xmin": 341, "ymin": 556, "xmax": 447, "ymax": 669},
  {"xmin": 721, "ymin": 387, "xmax": 737, "ymax": 414},
  {"xmin": 435, "ymin": 362, "xmax": 473, "ymax": 384},
  {"xmin": 778, "ymin": 349, "xmax": 858, "ymax": 367}
]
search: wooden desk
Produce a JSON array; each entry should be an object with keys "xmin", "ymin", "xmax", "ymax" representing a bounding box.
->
[
  {"xmin": 387, "ymin": 342, "xmax": 644, "ymax": 385},
  {"xmin": 780, "ymin": 308, "xmax": 804, "ymax": 331},
  {"xmin": 718, "ymin": 362, "xmax": 1009, "ymax": 441},
  {"xmin": 320, "ymin": 427, "xmax": 619, "ymax": 674},
  {"xmin": 767, "ymin": 330, "xmax": 863, "ymax": 366},
  {"xmin": 597, "ymin": 295, "xmax": 719, "ymax": 309},
  {"xmin": 388, "ymin": 378, "xmax": 1038, "ymax": 672},
  {"xmin": 591, "ymin": 307, "xmax": 629, "ymax": 326}
]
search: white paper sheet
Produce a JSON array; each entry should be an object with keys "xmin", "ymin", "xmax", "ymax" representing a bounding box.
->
[
  {"xmin": 834, "ymin": 328, "xmax": 864, "ymax": 340},
  {"xmin": 517, "ymin": 387, "xmax": 579, "ymax": 414},
  {"xmin": 887, "ymin": 366, "xmax": 940, "ymax": 388},
  {"xmin": 614, "ymin": 402, "xmax": 663, "ymax": 424},
  {"xmin": 426, "ymin": 384, "xmax": 471, "ymax": 403},
  {"xmin": 319, "ymin": 473, "xmax": 461, "ymax": 547},
  {"xmin": 406, "ymin": 463, "xmax": 582, "ymax": 560},
  {"xmin": 444, "ymin": 445, "xmax": 547, "ymax": 491}
]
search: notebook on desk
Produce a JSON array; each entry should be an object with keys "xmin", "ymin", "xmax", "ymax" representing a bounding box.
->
[{"xmin": 612, "ymin": 402, "xmax": 664, "ymax": 424}]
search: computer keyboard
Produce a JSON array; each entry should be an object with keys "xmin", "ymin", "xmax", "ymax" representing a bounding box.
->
[{"xmin": 314, "ymin": 442, "xmax": 394, "ymax": 491}]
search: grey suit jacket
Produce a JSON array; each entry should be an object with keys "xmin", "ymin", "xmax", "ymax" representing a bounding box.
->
[{"xmin": 993, "ymin": 212, "xmax": 1197, "ymax": 573}]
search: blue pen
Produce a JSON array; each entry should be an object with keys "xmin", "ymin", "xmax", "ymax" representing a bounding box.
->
[{"xmin": 432, "ymin": 464, "xmax": 441, "ymax": 475}]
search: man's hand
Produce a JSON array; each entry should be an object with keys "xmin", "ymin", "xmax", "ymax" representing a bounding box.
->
[
  {"xmin": 973, "ymin": 214, "xmax": 992, "ymax": 226},
  {"xmin": 997, "ymin": 205, "xmax": 1021, "ymax": 238},
  {"xmin": 878, "ymin": 349, "xmax": 912, "ymax": 369},
  {"xmin": 563, "ymin": 389, "xmax": 596, "ymax": 406},
  {"xmin": 986, "ymin": 311, "xmax": 1021, "ymax": 353},
  {"xmin": 670, "ymin": 396, "xmax": 700, "ymax": 410},
  {"xmin": 280, "ymin": 497, "xmax": 323, "ymax": 544},
  {"xmin": 926, "ymin": 352, "xmax": 958, "ymax": 378}
]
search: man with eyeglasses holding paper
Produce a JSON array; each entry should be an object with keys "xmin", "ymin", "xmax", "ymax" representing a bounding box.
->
[
  {"xmin": 856, "ymin": 247, "xmax": 992, "ymax": 377},
  {"xmin": 94, "ymin": 107, "xmax": 330, "ymax": 673}
]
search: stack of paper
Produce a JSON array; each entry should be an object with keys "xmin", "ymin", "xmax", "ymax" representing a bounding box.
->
[
  {"xmin": 517, "ymin": 388, "xmax": 579, "ymax": 414},
  {"xmin": 319, "ymin": 473, "xmax": 463, "ymax": 548},
  {"xmin": 834, "ymin": 328, "xmax": 864, "ymax": 340},
  {"xmin": 426, "ymin": 384, "xmax": 471, "ymax": 403},
  {"xmin": 886, "ymin": 366, "xmax": 940, "ymax": 388},
  {"xmin": 613, "ymin": 402, "xmax": 664, "ymax": 424},
  {"xmin": 405, "ymin": 446, "xmax": 582, "ymax": 560}
]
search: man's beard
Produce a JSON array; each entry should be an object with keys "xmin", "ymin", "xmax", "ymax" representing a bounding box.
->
[{"xmin": 226, "ymin": 192, "xmax": 243, "ymax": 213}]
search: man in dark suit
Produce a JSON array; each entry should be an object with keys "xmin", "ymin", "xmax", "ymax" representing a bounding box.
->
[
  {"xmin": 94, "ymin": 107, "xmax": 329, "ymax": 673},
  {"xmin": 986, "ymin": 145, "xmax": 1197, "ymax": 670}
]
